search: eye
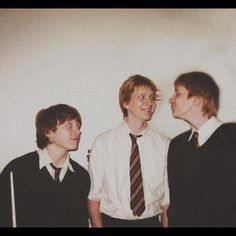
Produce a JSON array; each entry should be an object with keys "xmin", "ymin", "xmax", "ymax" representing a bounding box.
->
[
  {"xmin": 150, "ymin": 95, "xmax": 156, "ymax": 101},
  {"xmin": 76, "ymin": 123, "xmax": 81, "ymax": 129},
  {"xmin": 138, "ymin": 95, "xmax": 145, "ymax": 101},
  {"xmin": 174, "ymin": 91, "xmax": 179, "ymax": 97},
  {"xmin": 66, "ymin": 122, "xmax": 72, "ymax": 128}
]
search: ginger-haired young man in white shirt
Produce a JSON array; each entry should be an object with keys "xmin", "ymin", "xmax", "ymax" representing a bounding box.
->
[{"xmin": 88, "ymin": 74, "xmax": 169, "ymax": 227}]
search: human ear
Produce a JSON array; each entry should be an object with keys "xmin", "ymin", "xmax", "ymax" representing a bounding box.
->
[
  {"xmin": 123, "ymin": 102, "xmax": 129, "ymax": 109},
  {"xmin": 193, "ymin": 97, "xmax": 204, "ymax": 108},
  {"xmin": 45, "ymin": 129, "xmax": 53, "ymax": 138}
]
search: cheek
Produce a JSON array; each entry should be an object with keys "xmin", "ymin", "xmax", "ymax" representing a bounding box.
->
[{"xmin": 176, "ymin": 98, "xmax": 184, "ymax": 106}]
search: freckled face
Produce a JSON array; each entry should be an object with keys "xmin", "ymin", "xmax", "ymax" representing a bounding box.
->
[
  {"xmin": 124, "ymin": 86, "xmax": 156, "ymax": 122},
  {"xmin": 47, "ymin": 119, "xmax": 81, "ymax": 152},
  {"xmin": 169, "ymin": 85, "xmax": 195, "ymax": 120}
]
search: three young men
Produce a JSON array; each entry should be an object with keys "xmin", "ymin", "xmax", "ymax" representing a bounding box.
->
[{"xmin": 1, "ymin": 72, "xmax": 235, "ymax": 228}]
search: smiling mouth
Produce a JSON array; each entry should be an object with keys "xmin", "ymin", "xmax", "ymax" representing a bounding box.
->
[{"xmin": 142, "ymin": 107, "xmax": 152, "ymax": 112}]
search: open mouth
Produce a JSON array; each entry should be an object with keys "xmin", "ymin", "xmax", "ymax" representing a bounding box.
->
[{"xmin": 142, "ymin": 107, "xmax": 152, "ymax": 112}]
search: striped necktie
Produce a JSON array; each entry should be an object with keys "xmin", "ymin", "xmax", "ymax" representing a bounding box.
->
[{"xmin": 129, "ymin": 133, "xmax": 145, "ymax": 217}]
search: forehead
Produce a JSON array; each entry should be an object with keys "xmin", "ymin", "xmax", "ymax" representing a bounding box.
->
[
  {"xmin": 58, "ymin": 118, "xmax": 81, "ymax": 125},
  {"xmin": 133, "ymin": 86, "xmax": 155, "ymax": 94}
]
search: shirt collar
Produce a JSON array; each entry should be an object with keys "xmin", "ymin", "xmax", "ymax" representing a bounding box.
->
[
  {"xmin": 121, "ymin": 120, "xmax": 149, "ymax": 137},
  {"xmin": 188, "ymin": 116, "xmax": 222, "ymax": 146},
  {"xmin": 37, "ymin": 148, "xmax": 74, "ymax": 172}
]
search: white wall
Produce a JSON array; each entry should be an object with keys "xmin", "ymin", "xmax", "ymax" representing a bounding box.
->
[{"xmin": 1, "ymin": 9, "xmax": 236, "ymax": 172}]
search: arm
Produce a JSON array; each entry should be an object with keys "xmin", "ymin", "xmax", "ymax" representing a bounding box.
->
[
  {"xmin": 87, "ymin": 199, "xmax": 103, "ymax": 227},
  {"xmin": 0, "ymin": 168, "xmax": 13, "ymax": 227},
  {"xmin": 87, "ymin": 138, "xmax": 107, "ymax": 227},
  {"xmin": 160, "ymin": 139, "xmax": 170, "ymax": 228},
  {"xmin": 161, "ymin": 204, "xmax": 169, "ymax": 227}
]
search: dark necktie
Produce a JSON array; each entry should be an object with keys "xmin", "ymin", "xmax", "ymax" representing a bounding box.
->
[
  {"xmin": 50, "ymin": 163, "xmax": 62, "ymax": 182},
  {"xmin": 129, "ymin": 133, "xmax": 145, "ymax": 217},
  {"xmin": 191, "ymin": 131, "xmax": 199, "ymax": 148}
]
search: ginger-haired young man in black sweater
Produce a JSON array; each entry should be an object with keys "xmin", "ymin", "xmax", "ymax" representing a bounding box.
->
[
  {"xmin": 168, "ymin": 71, "xmax": 236, "ymax": 227},
  {"xmin": 0, "ymin": 104, "xmax": 90, "ymax": 227}
]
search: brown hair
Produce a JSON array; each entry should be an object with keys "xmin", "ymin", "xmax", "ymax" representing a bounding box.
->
[
  {"xmin": 35, "ymin": 104, "xmax": 81, "ymax": 149},
  {"xmin": 175, "ymin": 71, "xmax": 219, "ymax": 118},
  {"xmin": 119, "ymin": 74, "xmax": 157, "ymax": 117}
]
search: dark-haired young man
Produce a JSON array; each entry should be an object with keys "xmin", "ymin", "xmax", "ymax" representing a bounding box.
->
[
  {"xmin": 168, "ymin": 71, "xmax": 236, "ymax": 227},
  {"xmin": 0, "ymin": 104, "xmax": 90, "ymax": 227}
]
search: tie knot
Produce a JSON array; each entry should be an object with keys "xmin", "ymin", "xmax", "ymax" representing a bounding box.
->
[
  {"xmin": 193, "ymin": 131, "xmax": 199, "ymax": 138},
  {"xmin": 129, "ymin": 133, "xmax": 142, "ymax": 140},
  {"xmin": 50, "ymin": 163, "xmax": 62, "ymax": 182},
  {"xmin": 129, "ymin": 133, "xmax": 142, "ymax": 144},
  {"xmin": 191, "ymin": 131, "xmax": 199, "ymax": 147},
  {"xmin": 50, "ymin": 163, "xmax": 62, "ymax": 174}
]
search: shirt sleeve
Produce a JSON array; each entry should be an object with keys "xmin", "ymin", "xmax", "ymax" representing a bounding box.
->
[
  {"xmin": 160, "ymin": 139, "xmax": 170, "ymax": 206},
  {"xmin": 87, "ymin": 136, "xmax": 105, "ymax": 201}
]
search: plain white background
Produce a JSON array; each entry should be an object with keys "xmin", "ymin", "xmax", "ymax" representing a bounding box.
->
[{"xmin": 0, "ymin": 9, "xmax": 236, "ymax": 172}]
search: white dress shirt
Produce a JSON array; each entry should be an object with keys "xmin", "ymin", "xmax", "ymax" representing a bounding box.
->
[
  {"xmin": 37, "ymin": 148, "xmax": 74, "ymax": 182},
  {"xmin": 188, "ymin": 116, "xmax": 223, "ymax": 146},
  {"xmin": 88, "ymin": 121, "xmax": 170, "ymax": 220}
]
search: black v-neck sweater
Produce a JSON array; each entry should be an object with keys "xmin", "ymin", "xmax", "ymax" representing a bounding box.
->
[
  {"xmin": 0, "ymin": 151, "xmax": 90, "ymax": 227},
  {"xmin": 167, "ymin": 123, "xmax": 236, "ymax": 227}
]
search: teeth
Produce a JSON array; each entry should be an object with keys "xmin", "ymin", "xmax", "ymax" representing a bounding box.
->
[{"xmin": 142, "ymin": 108, "xmax": 152, "ymax": 112}]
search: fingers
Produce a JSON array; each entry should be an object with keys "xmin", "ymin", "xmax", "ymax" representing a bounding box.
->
[{"xmin": 86, "ymin": 149, "xmax": 91, "ymax": 163}]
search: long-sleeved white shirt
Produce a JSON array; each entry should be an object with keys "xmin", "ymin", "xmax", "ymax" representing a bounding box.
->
[{"xmin": 88, "ymin": 121, "xmax": 169, "ymax": 220}]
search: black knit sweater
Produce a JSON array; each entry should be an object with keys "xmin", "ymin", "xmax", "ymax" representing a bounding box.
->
[
  {"xmin": 167, "ymin": 123, "xmax": 236, "ymax": 227},
  {"xmin": 0, "ymin": 151, "xmax": 90, "ymax": 227}
]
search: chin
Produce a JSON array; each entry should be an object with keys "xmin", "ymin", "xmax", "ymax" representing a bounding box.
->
[
  {"xmin": 173, "ymin": 114, "xmax": 182, "ymax": 120},
  {"xmin": 145, "ymin": 114, "xmax": 153, "ymax": 120},
  {"xmin": 69, "ymin": 145, "xmax": 79, "ymax": 151},
  {"xmin": 172, "ymin": 114, "xmax": 178, "ymax": 118}
]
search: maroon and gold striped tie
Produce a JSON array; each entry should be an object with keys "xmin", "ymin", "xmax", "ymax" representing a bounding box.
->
[{"xmin": 129, "ymin": 133, "xmax": 145, "ymax": 217}]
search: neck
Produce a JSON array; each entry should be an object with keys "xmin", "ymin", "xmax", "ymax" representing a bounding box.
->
[
  {"xmin": 125, "ymin": 117, "xmax": 147, "ymax": 135},
  {"xmin": 45, "ymin": 145, "xmax": 68, "ymax": 167},
  {"xmin": 185, "ymin": 113, "xmax": 209, "ymax": 130}
]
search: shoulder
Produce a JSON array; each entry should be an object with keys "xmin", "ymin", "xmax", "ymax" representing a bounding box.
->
[
  {"xmin": 92, "ymin": 123, "xmax": 123, "ymax": 145},
  {"xmin": 70, "ymin": 158, "xmax": 89, "ymax": 179},
  {"xmin": 69, "ymin": 159, "xmax": 91, "ymax": 193},
  {"xmin": 146, "ymin": 128, "xmax": 170, "ymax": 157},
  {"xmin": 214, "ymin": 122, "xmax": 236, "ymax": 141},
  {"xmin": 149, "ymin": 127, "xmax": 168, "ymax": 140},
  {"xmin": 170, "ymin": 130, "xmax": 191, "ymax": 146},
  {"xmin": 1, "ymin": 151, "xmax": 38, "ymax": 175},
  {"xmin": 218, "ymin": 122, "xmax": 236, "ymax": 132},
  {"xmin": 148, "ymin": 127, "xmax": 169, "ymax": 145}
]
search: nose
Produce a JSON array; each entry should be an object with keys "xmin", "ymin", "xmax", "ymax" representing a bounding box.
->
[
  {"xmin": 73, "ymin": 127, "xmax": 81, "ymax": 136},
  {"xmin": 145, "ymin": 97, "xmax": 154, "ymax": 105},
  {"xmin": 169, "ymin": 95, "xmax": 174, "ymax": 104}
]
